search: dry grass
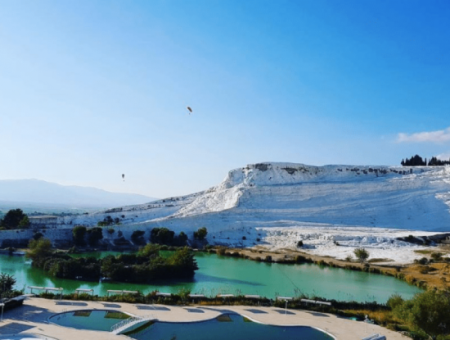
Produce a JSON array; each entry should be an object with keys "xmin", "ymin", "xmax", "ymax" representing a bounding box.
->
[
  {"xmin": 368, "ymin": 258, "xmax": 394, "ymax": 263},
  {"xmin": 414, "ymin": 249, "xmax": 433, "ymax": 255}
]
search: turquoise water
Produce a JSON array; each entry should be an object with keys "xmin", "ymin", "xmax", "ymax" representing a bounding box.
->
[
  {"xmin": 132, "ymin": 313, "xmax": 333, "ymax": 340},
  {"xmin": 49, "ymin": 311, "xmax": 333, "ymax": 340},
  {"xmin": 48, "ymin": 310, "xmax": 130, "ymax": 331},
  {"xmin": 0, "ymin": 252, "xmax": 421, "ymax": 303}
]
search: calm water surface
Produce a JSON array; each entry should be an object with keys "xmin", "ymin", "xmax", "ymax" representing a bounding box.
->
[
  {"xmin": 50, "ymin": 311, "xmax": 333, "ymax": 340},
  {"xmin": 0, "ymin": 252, "xmax": 421, "ymax": 303}
]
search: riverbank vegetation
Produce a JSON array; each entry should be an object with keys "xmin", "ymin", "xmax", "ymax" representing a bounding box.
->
[
  {"xmin": 209, "ymin": 246, "xmax": 450, "ymax": 291},
  {"xmin": 26, "ymin": 239, "xmax": 198, "ymax": 283}
]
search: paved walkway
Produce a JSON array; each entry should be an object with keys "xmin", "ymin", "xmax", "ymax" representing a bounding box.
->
[{"xmin": 0, "ymin": 298, "xmax": 409, "ymax": 340}]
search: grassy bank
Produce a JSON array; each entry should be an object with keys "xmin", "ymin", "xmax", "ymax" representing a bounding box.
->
[{"xmin": 207, "ymin": 246, "xmax": 449, "ymax": 291}]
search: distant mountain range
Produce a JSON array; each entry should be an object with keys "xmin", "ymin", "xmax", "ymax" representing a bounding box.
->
[{"xmin": 0, "ymin": 179, "xmax": 156, "ymax": 211}]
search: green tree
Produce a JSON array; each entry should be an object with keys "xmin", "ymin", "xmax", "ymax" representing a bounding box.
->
[
  {"xmin": 194, "ymin": 227, "xmax": 208, "ymax": 240},
  {"xmin": 150, "ymin": 227, "xmax": 175, "ymax": 245},
  {"xmin": 72, "ymin": 226, "xmax": 87, "ymax": 246},
  {"xmin": 1, "ymin": 209, "xmax": 27, "ymax": 229},
  {"xmin": 139, "ymin": 243, "xmax": 160, "ymax": 258},
  {"xmin": 167, "ymin": 247, "xmax": 198, "ymax": 277},
  {"xmin": 387, "ymin": 293, "xmax": 404, "ymax": 310},
  {"xmin": 175, "ymin": 231, "xmax": 188, "ymax": 246},
  {"xmin": 409, "ymin": 290, "xmax": 450, "ymax": 338},
  {"xmin": 87, "ymin": 227, "xmax": 103, "ymax": 247},
  {"xmin": 18, "ymin": 215, "xmax": 30, "ymax": 228},
  {"xmin": 27, "ymin": 238, "xmax": 52, "ymax": 261},
  {"xmin": 131, "ymin": 230, "xmax": 146, "ymax": 245},
  {"xmin": 353, "ymin": 248, "xmax": 369, "ymax": 263}
]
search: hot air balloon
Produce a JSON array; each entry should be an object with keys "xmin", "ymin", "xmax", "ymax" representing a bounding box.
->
[
  {"xmin": 187, "ymin": 106, "xmax": 192, "ymax": 114},
  {"xmin": 122, "ymin": 174, "xmax": 125, "ymax": 181}
]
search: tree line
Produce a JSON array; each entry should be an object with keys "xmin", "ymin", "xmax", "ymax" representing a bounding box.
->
[
  {"xmin": 69, "ymin": 226, "xmax": 208, "ymax": 248},
  {"xmin": 401, "ymin": 155, "xmax": 450, "ymax": 166},
  {"xmin": 0, "ymin": 209, "xmax": 29, "ymax": 230}
]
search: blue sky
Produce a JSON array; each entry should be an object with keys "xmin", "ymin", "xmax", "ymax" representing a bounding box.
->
[{"xmin": 1, "ymin": 0, "xmax": 449, "ymax": 198}]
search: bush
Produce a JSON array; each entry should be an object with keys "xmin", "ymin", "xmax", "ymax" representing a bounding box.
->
[
  {"xmin": 97, "ymin": 216, "xmax": 114, "ymax": 227},
  {"xmin": 387, "ymin": 293, "xmax": 404, "ymax": 310},
  {"xmin": 33, "ymin": 232, "xmax": 43, "ymax": 241},
  {"xmin": 408, "ymin": 290, "xmax": 450, "ymax": 337},
  {"xmin": 0, "ymin": 273, "xmax": 16, "ymax": 296},
  {"xmin": 414, "ymin": 257, "xmax": 428, "ymax": 265},
  {"xmin": 72, "ymin": 226, "xmax": 87, "ymax": 246},
  {"xmin": 297, "ymin": 240, "xmax": 303, "ymax": 247},
  {"xmin": 87, "ymin": 227, "xmax": 103, "ymax": 247},
  {"xmin": 131, "ymin": 230, "xmax": 146, "ymax": 245},
  {"xmin": 431, "ymin": 252, "xmax": 443, "ymax": 262},
  {"xmin": 27, "ymin": 238, "xmax": 53, "ymax": 261},
  {"xmin": 194, "ymin": 227, "xmax": 208, "ymax": 241},
  {"xmin": 353, "ymin": 248, "xmax": 369, "ymax": 263},
  {"xmin": 150, "ymin": 228, "xmax": 174, "ymax": 245},
  {"xmin": 0, "ymin": 209, "xmax": 29, "ymax": 229}
]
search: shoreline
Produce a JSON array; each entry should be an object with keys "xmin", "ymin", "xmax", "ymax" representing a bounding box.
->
[{"xmin": 213, "ymin": 244, "xmax": 450, "ymax": 291}]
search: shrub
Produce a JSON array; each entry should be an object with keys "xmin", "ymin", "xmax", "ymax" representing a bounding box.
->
[
  {"xmin": 353, "ymin": 248, "xmax": 369, "ymax": 263},
  {"xmin": 418, "ymin": 266, "xmax": 430, "ymax": 274},
  {"xmin": 1, "ymin": 209, "xmax": 29, "ymax": 229},
  {"xmin": 131, "ymin": 230, "xmax": 146, "ymax": 245},
  {"xmin": 194, "ymin": 227, "xmax": 208, "ymax": 241},
  {"xmin": 414, "ymin": 257, "xmax": 428, "ymax": 265},
  {"xmin": 27, "ymin": 238, "xmax": 53, "ymax": 261},
  {"xmin": 72, "ymin": 226, "xmax": 87, "ymax": 246},
  {"xmin": 97, "ymin": 216, "xmax": 114, "ymax": 227},
  {"xmin": 87, "ymin": 227, "xmax": 103, "ymax": 247},
  {"xmin": 431, "ymin": 252, "xmax": 443, "ymax": 261},
  {"xmin": 150, "ymin": 228, "xmax": 174, "ymax": 245},
  {"xmin": 33, "ymin": 232, "xmax": 43, "ymax": 241}
]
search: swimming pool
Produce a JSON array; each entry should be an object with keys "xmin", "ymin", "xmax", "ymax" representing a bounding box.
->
[
  {"xmin": 48, "ymin": 310, "xmax": 131, "ymax": 332},
  {"xmin": 49, "ymin": 310, "xmax": 334, "ymax": 339}
]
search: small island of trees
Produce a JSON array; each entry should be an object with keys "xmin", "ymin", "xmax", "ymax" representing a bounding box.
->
[{"xmin": 27, "ymin": 238, "xmax": 198, "ymax": 283}]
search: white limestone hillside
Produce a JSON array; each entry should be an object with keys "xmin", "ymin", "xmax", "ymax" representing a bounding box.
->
[{"xmin": 55, "ymin": 163, "xmax": 450, "ymax": 263}]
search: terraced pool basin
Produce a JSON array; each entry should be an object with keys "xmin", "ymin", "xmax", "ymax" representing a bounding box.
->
[
  {"xmin": 49, "ymin": 310, "xmax": 131, "ymax": 332},
  {"xmin": 49, "ymin": 310, "xmax": 334, "ymax": 339}
]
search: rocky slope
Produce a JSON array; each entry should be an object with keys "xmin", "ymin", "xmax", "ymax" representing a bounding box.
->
[{"xmin": 51, "ymin": 163, "xmax": 450, "ymax": 262}]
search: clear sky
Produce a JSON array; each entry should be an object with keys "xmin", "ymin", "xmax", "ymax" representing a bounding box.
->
[{"xmin": 1, "ymin": 0, "xmax": 449, "ymax": 198}]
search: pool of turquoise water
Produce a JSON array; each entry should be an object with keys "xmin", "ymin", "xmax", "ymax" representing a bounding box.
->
[
  {"xmin": 0, "ymin": 252, "xmax": 421, "ymax": 303},
  {"xmin": 49, "ymin": 311, "xmax": 333, "ymax": 340}
]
